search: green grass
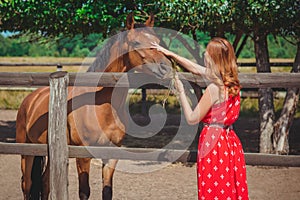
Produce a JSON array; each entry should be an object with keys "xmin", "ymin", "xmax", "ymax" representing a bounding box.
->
[
  {"xmin": 0, "ymin": 56, "xmax": 93, "ymax": 72},
  {"xmin": 240, "ymin": 96, "xmax": 300, "ymax": 118},
  {"xmin": 0, "ymin": 90, "xmax": 32, "ymax": 110},
  {"xmin": 3, "ymin": 89, "xmax": 298, "ymax": 119}
]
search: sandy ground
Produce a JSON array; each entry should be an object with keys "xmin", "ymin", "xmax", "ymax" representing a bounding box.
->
[
  {"xmin": 0, "ymin": 155, "xmax": 300, "ymax": 200},
  {"xmin": 0, "ymin": 110, "xmax": 300, "ymax": 200}
]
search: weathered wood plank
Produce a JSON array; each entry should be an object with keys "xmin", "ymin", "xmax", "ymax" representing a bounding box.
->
[
  {"xmin": 1, "ymin": 142, "xmax": 300, "ymax": 167},
  {"xmin": 0, "ymin": 142, "xmax": 47, "ymax": 156},
  {"xmin": 0, "ymin": 61, "xmax": 293, "ymax": 67},
  {"xmin": 48, "ymin": 71, "xmax": 69, "ymax": 200},
  {"xmin": 0, "ymin": 72, "xmax": 299, "ymax": 88},
  {"xmin": 0, "ymin": 62, "xmax": 89, "ymax": 66},
  {"xmin": 0, "ymin": 72, "xmax": 51, "ymax": 86},
  {"xmin": 238, "ymin": 62, "xmax": 293, "ymax": 67}
]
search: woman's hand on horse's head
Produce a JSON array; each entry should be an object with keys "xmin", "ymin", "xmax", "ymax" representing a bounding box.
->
[{"xmin": 150, "ymin": 42, "xmax": 173, "ymax": 57}]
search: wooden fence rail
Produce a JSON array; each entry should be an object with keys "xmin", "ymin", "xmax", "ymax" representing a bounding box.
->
[
  {"xmin": 0, "ymin": 72, "xmax": 300, "ymax": 88},
  {"xmin": 1, "ymin": 142, "xmax": 300, "ymax": 167},
  {"xmin": 0, "ymin": 62, "xmax": 294, "ymax": 67}
]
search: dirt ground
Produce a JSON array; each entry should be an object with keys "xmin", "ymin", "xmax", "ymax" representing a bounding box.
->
[{"xmin": 0, "ymin": 109, "xmax": 300, "ymax": 200}]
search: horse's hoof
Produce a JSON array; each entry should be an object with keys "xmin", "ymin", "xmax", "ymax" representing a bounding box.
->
[{"xmin": 102, "ymin": 186, "xmax": 112, "ymax": 200}]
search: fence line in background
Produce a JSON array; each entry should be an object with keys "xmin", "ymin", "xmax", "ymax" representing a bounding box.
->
[
  {"xmin": 0, "ymin": 72, "xmax": 300, "ymax": 88},
  {"xmin": 0, "ymin": 62, "xmax": 294, "ymax": 67}
]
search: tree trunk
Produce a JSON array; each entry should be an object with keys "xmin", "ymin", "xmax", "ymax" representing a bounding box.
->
[
  {"xmin": 233, "ymin": 30, "xmax": 243, "ymax": 51},
  {"xmin": 175, "ymin": 31, "xmax": 203, "ymax": 101},
  {"xmin": 235, "ymin": 35, "xmax": 248, "ymax": 58},
  {"xmin": 273, "ymin": 42, "xmax": 300, "ymax": 154},
  {"xmin": 254, "ymin": 33, "xmax": 275, "ymax": 153}
]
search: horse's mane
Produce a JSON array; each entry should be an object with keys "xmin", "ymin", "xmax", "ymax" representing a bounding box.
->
[
  {"xmin": 87, "ymin": 31, "xmax": 127, "ymax": 72},
  {"xmin": 87, "ymin": 23, "xmax": 155, "ymax": 72}
]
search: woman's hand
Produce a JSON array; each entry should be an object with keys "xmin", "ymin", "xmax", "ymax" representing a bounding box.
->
[
  {"xmin": 150, "ymin": 42, "xmax": 174, "ymax": 57},
  {"xmin": 174, "ymin": 73, "xmax": 185, "ymax": 94},
  {"xmin": 151, "ymin": 42, "xmax": 206, "ymax": 76}
]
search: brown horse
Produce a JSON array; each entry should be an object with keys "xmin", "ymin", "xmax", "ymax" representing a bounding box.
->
[{"xmin": 16, "ymin": 13, "xmax": 172, "ymax": 200}]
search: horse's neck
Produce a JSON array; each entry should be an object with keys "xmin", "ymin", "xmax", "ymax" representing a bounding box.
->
[
  {"xmin": 104, "ymin": 40, "xmax": 130, "ymax": 104},
  {"xmin": 99, "ymin": 84, "xmax": 128, "ymax": 127},
  {"xmin": 104, "ymin": 40, "xmax": 129, "ymax": 73},
  {"xmin": 93, "ymin": 39, "xmax": 130, "ymax": 117}
]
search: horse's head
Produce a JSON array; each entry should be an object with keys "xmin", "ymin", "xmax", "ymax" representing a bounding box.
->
[
  {"xmin": 123, "ymin": 13, "xmax": 172, "ymax": 79},
  {"xmin": 88, "ymin": 13, "xmax": 172, "ymax": 79}
]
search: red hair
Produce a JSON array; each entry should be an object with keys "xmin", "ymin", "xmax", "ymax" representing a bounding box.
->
[{"xmin": 204, "ymin": 37, "xmax": 241, "ymax": 96}]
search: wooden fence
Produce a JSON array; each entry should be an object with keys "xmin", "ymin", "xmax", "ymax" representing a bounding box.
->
[
  {"xmin": 0, "ymin": 71, "xmax": 300, "ymax": 199},
  {"xmin": 1, "ymin": 71, "xmax": 300, "ymax": 88},
  {"xmin": 0, "ymin": 61, "xmax": 294, "ymax": 67},
  {"xmin": 0, "ymin": 71, "xmax": 299, "ymax": 162}
]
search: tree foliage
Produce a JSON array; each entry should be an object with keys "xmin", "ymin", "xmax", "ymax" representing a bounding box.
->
[
  {"xmin": 0, "ymin": 1, "xmax": 298, "ymax": 39},
  {"xmin": 0, "ymin": 32, "xmax": 295, "ymax": 58},
  {"xmin": 1, "ymin": 1, "xmax": 298, "ymax": 51},
  {"xmin": 0, "ymin": 33, "xmax": 105, "ymax": 57},
  {"xmin": 0, "ymin": 0, "xmax": 160, "ymax": 37}
]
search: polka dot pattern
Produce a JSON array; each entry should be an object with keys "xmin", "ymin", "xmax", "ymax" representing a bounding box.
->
[{"xmin": 197, "ymin": 94, "xmax": 249, "ymax": 199}]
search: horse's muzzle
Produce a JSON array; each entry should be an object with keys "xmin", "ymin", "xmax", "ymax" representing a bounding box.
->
[
  {"xmin": 159, "ymin": 63, "xmax": 173, "ymax": 79},
  {"xmin": 149, "ymin": 62, "xmax": 172, "ymax": 79}
]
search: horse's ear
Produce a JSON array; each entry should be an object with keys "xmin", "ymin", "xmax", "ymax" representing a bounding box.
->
[
  {"xmin": 145, "ymin": 13, "xmax": 155, "ymax": 27},
  {"xmin": 126, "ymin": 12, "xmax": 135, "ymax": 30}
]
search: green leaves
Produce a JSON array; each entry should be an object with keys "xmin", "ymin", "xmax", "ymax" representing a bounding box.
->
[{"xmin": 0, "ymin": 0, "xmax": 298, "ymax": 42}]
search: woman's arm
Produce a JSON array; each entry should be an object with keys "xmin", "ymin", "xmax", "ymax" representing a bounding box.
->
[
  {"xmin": 175, "ymin": 75, "xmax": 218, "ymax": 125},
  {"xmin": 151, "ymin": 42, "xmax": 206, "ymax": 76}
]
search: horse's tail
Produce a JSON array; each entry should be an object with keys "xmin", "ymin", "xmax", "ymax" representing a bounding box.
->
[{"xmin": 30, "ymin": 156, "xmax": 44, "ymax": 199}]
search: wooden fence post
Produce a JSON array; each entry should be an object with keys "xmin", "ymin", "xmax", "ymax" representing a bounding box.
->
[{"xmin": 48, "ymin": 71, "xmax": 69, "ymax": 200}]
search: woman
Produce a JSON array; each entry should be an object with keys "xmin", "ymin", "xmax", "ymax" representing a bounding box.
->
[{"xmin": 151, "ymin": 37, "xmax": 249, "ymax": 200}]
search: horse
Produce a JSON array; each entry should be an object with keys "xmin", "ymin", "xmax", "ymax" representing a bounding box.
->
[{"xmin": 16, "ymin": 13, "xmax": 172, "ymax": 200}]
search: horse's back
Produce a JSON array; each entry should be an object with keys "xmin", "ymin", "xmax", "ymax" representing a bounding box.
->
[
  {"xmin": 16, "ymin": 87, "xmax": 50, "ymax": 144},
  {"xmin": 16, "ymin": 86, "xmax": 125, "ymax": 146}
]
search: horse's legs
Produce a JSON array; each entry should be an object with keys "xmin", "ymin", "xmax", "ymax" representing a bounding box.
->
[
  {"xmin": 76, "ymin": 158, "xmax": 91, "ymax": 200},
  {"xmin": 41, "ymin": 159, "xmax": 50, "ymax": 200},
  {"xmin": 102, "ymin": 159, "xmax": 118, "ymax": 200},
  {"xmin": 21, "ymin": 155, "xmax": 34, "ymax": 200}
]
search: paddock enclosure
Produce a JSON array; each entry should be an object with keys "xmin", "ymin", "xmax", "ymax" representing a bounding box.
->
[{"xmin": 0, "ymin": 69, "xmax": 300, "ymax": 199}]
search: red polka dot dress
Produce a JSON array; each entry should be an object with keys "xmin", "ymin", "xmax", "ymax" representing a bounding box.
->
[{"xmin": 197, "ymin": 94, "xmax": 249, "ymax": 200}]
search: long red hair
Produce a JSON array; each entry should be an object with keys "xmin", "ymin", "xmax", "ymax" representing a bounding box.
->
[{"xmin": 204, "ymin": 37, "xmax": 241, "ymax": 96}]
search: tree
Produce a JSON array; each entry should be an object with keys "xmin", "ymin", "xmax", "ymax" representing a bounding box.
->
[
  {"xmin": 272, "ymin": 1, "xmax": 300, "ymax": 154},
  {"xmin": 154, "ymin": 0, "xmax": 239, "ymax": 61},
  {"xmin": 0, "ymin": 34, "xmax": 11, "ymax": 56},
  {"xmin": 232, "ymin": 0, "xmax": 299, "ymax": 154}
]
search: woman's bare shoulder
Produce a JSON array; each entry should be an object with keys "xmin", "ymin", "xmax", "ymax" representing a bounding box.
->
[{"xmin": 205, "ymin": 83, "xmax": 223, "ymax": 103}]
